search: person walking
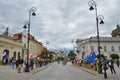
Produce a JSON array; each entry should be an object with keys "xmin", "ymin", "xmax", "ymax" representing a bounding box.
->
[
  {"xmin": 109, "ymin": 59, "xmax": 116, "ymax": 74},
  {"xmin": 30, "ymin": 58, "xmax": 34, "ymax": 70},
  {"xmin": 11, "ymin": 57, "xmax": 16, "ymax": 69},
  {"xmin": 17, "ymin": 56, "xmax": 23, "ymax": 73},
  {"xmin": 16, "ymin": 60, "xmax": 18, "ymax": 69},
  {"xmin": 102, "ymin": 58, "xmax": 108, "ymax": 79},
  {"xmin": 116, "ymin": 59, "xmax": 119, "ymax": 68},
  {"xmin": 95, "ymin": 59, "xmax": 99, "ymax": 71}
]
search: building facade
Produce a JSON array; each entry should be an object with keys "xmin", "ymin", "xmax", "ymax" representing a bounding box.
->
[
  {"xmin": 0, "ymin": 35, "xmax": 23, "ymax": 62},
  {"xmin": 0, "ymin": 28, "xmax": 23, "ymax": 63},
  {"xmin": 12, "ymin": 32, "xmax": 45, "ymax": 59},
  {"xmin": 76, "ymin": 37, "xmax": 120, "ymax": 59}
]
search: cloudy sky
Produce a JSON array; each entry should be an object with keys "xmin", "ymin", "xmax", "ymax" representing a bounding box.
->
[{"xmin": 0, "ymin": 0, "xmax": 120, "ymax": 51}]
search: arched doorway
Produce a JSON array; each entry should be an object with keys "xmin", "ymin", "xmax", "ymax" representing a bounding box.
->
[{"xmin": 2, "ymin": 49, "xmax": 9, "ymax": 65}]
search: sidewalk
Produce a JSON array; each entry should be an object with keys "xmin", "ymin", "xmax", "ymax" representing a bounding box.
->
[
  {"xmin": 71, "ymin": 63, "xmax": 120, "ymax": 80},
  {"xmin": 0, "ymin": 65, "xmax": 48, "ymax": 80}
]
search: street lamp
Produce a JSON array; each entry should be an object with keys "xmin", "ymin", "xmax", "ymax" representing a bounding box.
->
[
  {"xmin": 71, "ymin": 39, "xmax": 75, "ymax": 53},
  {"xmin": 46, "ymin": 41, "xmax": 49, "ymax": 58},
  {"xmin": 88, "ymin": 0, "xmax": 104, "ymax": 74},
  {"xmin": 23, "ymin": 7, "xmax": 37, "ymax": 72}
]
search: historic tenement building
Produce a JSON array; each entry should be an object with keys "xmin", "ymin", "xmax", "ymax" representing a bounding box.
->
[
  {"xmin": 0, "ymin": 28, "xmax": 45, "ymax": 63},
  {"xmin": 0, "ymin": 28, "xmax": 23, "ymax": 63},
  {"xmin": 12, "ymin": 32, "xmax": 45, "ymax": 59}
]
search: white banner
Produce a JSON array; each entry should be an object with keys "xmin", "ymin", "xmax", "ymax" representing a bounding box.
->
[{"xmin": 22, "ymin": 29, "xmax": 28, "ymax": 43}]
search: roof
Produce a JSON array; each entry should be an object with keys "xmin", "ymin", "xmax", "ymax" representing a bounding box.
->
[
  {"xmin": 90, "ymin": 37, "xmax": 120, "ymax": 42},
  {"xmin": 76, "ymin": 36, "xmax": 120, "ymax": 43},
  {"xmin": 12, "ymin": 32, "xmax": 43, "ymax": 45}
]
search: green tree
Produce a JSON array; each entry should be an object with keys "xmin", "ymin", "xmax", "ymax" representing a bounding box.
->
[
  {"xmin": 48, "ymin": 51, "xmax": 54, "ymax": 59},
  {"xmin": 68, "ymin": 50, "xmax": 77, "ymax": 60},
  {"xmin": 97, "ymin": 54, "xmax": 105, "ymax": 59},
  {"xmin": 57, "ymin": 57, "xmax": 64, "ymax": 60},
  {"xmin": 110, "ymin": 53, "xmax": 119, "ymax": 59}
]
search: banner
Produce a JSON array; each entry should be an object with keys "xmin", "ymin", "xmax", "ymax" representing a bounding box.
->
[
  {"xmin": 22, "ymin": 30, "xmax": 28, "ymax": 43},
  {"xmin": 84, "ymin": 51, "xmax": 96, "ymax": 64}
]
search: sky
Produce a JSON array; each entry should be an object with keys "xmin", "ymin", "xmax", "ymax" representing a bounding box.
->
[{"xmin": 0, "ymin": 0, "xmax": 120, "ymax": 51}]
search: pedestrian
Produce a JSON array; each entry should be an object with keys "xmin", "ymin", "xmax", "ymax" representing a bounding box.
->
[
  {"xmin": 9, "ymin": 58, "xmax": 12, "ymax": 67},
  {"xmin": 95, "ymin": 59, "xmax": 99, "ymax": 71},
  {"xmin": 2, "ymin": 52, "xmax": 6, "ymax": 65},
  {"xmin": 116, "ymin": 59, "xmax": 119, "ymax": 68},
  {"xmin": 109, "ymin": 58, "xmax": 116, "ymax": 74},
  {"xmin": 5, "ymin": 53, "xmax": 9, "ymax": 65},
  {"xmin": 102, "ymin": 58, "xmax": 108, "ymax": 79},
  {"xmin": 16, "ymin": 60, "xmax": 18, "ymax": 69},
  {"xmin": 11, "ymin": 57, "xmax": 16, "ymax": 69},
  {"xmin": 30, "ymin": 59, "xmax": 34, "ymax": 70},
  {"xmin": 17, "ymin": 56, "xmax": 23, "ymax": 73}
]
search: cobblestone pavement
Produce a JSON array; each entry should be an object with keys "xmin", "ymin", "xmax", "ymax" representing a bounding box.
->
[
  {"xmin": 71, "ymin": 63, "xmax": 120, "ymax": 80},
  {"xmin": 0, "ymin": 63, "xmax": 119, "ymax": 80},
  {"xmin": 0, "ymin": 65, "xmax": 48, "ymax": 80}
]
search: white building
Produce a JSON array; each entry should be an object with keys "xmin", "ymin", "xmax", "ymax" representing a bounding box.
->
[{"xmin": 76, "ymin": 37, "xmax": 120, "ymax": 59}]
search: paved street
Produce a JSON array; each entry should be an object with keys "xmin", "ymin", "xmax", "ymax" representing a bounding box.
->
[
  {"xmin": 0, "ymin": 62, "xmax": 120, "ymax": 80},
  {"xmin": 102, "ymin": 64, "xmax": 120, "ymax": 80},
  {"xmin": 0, "ymin": 65, "xmax": 48, "ymax": 80},
  {"xmin": 23, "ymin": 62, "xmax": 100, "ymax": 80}
]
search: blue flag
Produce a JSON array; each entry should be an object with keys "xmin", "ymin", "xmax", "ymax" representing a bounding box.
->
[
  {"xmin": 84, "ymin": 51, "xmax": 96, "ymax": 64},
  {"xmin": 91, "ymin": 51, "xmax": 96, "ymax": 64}
]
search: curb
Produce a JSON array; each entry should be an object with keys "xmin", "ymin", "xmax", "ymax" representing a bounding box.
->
[
  {"xmin": 71, "ymin": 64, "xmax": 102, "ymax": 76},
  {"xmin": 32, "ymin": 66, "xmax": 49, "ymax": 74}
]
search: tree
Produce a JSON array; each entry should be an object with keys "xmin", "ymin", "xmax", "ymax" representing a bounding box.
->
[
  {"xmin": 68, "ymin": 50, "xmax": 77, "ymax": 60},
  {"xmin": 48, "ymin": 51, "xmax": 54, "ymax": 59},
  {"xmin": 110, "ymin": 53, "xmax": 119, "ymax": 59},
  {"xmin": 40, "ymin": 48, "xmax": 49, "ymax": 59},
  {"xmin": 57, "ymin": 57, "xmax": 64, "ymax": 60},
  {"xmin": 97, "ymin": 54, "xmax": 105, "ymax": 59}
]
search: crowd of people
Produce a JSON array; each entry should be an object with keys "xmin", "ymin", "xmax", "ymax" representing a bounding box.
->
[
  {"xmin": 2, "ymin": 55, "xmax": 52, "ymax": 73},
  {"xmin": 73, "ymin": 57, "xmax": 119, "ymax": 79}
]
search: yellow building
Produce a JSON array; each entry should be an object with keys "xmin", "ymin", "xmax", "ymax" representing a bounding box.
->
[
  {"xmin": 0, "ymin": 28, "xmax": 45, "ymax": 64},
  {"xmin": 12, "ymin": 32, "xmax": 45, "ymax": 59},
  {"xmin": 0, "ymin": 35, "xmax": 23, "ymax": 62}
]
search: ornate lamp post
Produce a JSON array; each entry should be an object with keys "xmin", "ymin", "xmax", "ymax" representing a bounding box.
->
[
  {"xmin": 88, "ymin": 0, "xmax": 104, "ymax": 73},
  {"xmin": 23, "ymin": 7, "xmax": 37, "ymax": 72}
]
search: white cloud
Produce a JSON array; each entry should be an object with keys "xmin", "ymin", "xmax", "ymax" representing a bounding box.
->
[{"xmin": 0, "ymin": 0, "xmax": 119, "ymax": 51}]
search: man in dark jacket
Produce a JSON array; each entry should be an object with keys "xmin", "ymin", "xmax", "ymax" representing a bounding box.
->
[
  {"xmin": 102, "ymin": 58, "xmax": 108, "ymax": 79},
  {"xmin": 109, "ymin": 59, "xmax": 116, "ymax": 74},
  {"xmin": 17, "ymin": 56, "xmax": 23, "ymax": 73}
]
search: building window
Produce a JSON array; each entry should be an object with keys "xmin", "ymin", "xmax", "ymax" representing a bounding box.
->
[
  {"xmin": 90, "ymin": 46, "xmax": 94, "ymax": 51},
  {"xmin": 111, "ymin": 46, "xmax": 114, "ymax": 52},
  {"xmin": 18, "ymin": 52, "xmax": 20, "ymax": 58},
  {"xmin": 119, "ymin": 46, "xmax": 120, "ymax": 52},
  {"xmin": 13, "ymin": 52, "xmax": 16, "ymax": 59},
  {"xmin": 104, "ymin": 46, "xmax": 107, "ymax": 52}
]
